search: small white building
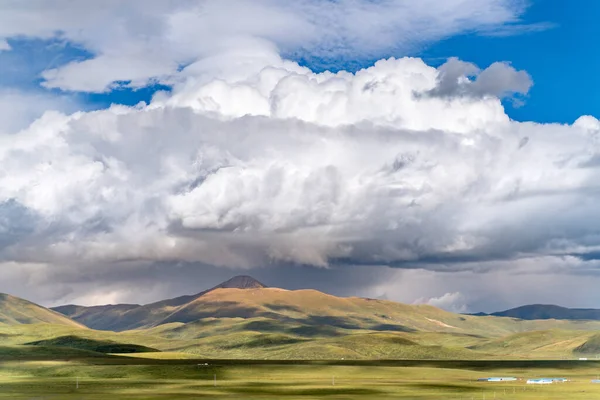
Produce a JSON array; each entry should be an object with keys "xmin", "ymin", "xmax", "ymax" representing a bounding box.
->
[
  {"xmin": 527, "ymin": 379, "xmax": 553, "ymax": 385},
  {"xmin": 478, "ymin": 377, "xmax": 517, "ymax": 382}
]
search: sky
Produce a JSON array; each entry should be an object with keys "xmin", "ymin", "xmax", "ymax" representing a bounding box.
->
[{"xmin": 0, "ymin": 0, "xmax": 599, "ymax": 313}]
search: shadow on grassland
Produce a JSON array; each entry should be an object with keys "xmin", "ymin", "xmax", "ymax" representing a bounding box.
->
[
  {"xmin": 86, "ymin": 358, "xmax": 600, "ymax": 371},
  {"xmin": 220, "ymin": 334, "xmax": 310, "ymax": 349},
  {"xmin": 222, "ymin": 385, "xmax": 382, "ymax": 396},
  {"xmin": 409, "ymin": 382, "xmax": 479, "ymax": 392}
]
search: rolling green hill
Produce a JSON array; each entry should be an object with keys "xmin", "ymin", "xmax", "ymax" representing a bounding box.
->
[
  {"xmin": 0, "ymin": 293, "xmax": 84, "ymax": 327},
  {"xmin": 52, "ymin": 276, "xmax": 600, "ymax": 337},
  {"xmin": 1, "ymin": 315, "xmax": 595, "ymax": 361},
  {"xmin": 4, "ymin": 276, "xmax": 600, "ymax": 361},
  {"xmin": 468, "ymin": 330, "xmax": 595, "ymax": 358}
]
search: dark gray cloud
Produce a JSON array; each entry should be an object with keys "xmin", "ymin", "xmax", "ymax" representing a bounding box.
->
[
  {"xmin": 0, "ymin": 257, "xmax": 397, "ymax": 307},
  {"xmin": 0, "ymin": 199, "xmax": 38, "ymax": 249},
  {"xmin": 427, "ymin": 57, "xmax": 532, "ymax": 100}
]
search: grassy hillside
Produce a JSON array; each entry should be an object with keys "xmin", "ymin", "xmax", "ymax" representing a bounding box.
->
[
  {"xmin": 0, "ymin": 321, "xmax": 479, "ymax": 360},
  {"xmin": 51, "ymin": 276, "xmax": 267, "ymax": 331},
  {"xmin": 135, "ymin": 316, "xmax": 600, "ymax": 360},
  {"xmin": 0, "ymin": 315, "xmax": 598, "ymax": 361},
  {"xmin": 0, "ymin": 293, "xmax": 84, "ymax": 328},
  {"xmin": 469, "ymin": 330, "xmax": 595, "ymax": 358},
  {"xmin": 154, "ymin": 288, "xmax": 600, "ymax": 338},
  {"xmin": 9, "ymin": 280, "xmax": 600, "ymax": 361},
  {"xmin": 54, "ymin": 283, "xmax": 600, "ymax": 337},
  {"xmin": 40, "ymin": 284, "xmax": 600, "ymax": 361},
  {"xmin": 573, "ymin": 333, "xmax": 600, "ymax": 355}
]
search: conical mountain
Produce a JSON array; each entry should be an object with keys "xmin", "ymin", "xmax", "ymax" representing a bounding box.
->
[
  {"xmin": 212, "ymin": 275, "xmax": 267, "ymax": 290},
  {"xmin": 52, "ymin": 275, "xmax": 268, "ymax": 331}
]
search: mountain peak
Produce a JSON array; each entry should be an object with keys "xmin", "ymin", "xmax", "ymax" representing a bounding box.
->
[{"xmin": 213, "ymin": 275, "xmax": 267, "ymax": 290}]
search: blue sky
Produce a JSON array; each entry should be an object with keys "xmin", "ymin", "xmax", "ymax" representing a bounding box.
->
[
  {"xmin": 422, "ymin": 0, "xmax": 600, "ymax": 124},
  {"xmin": 0, "ymin": 38, "xmax": 167, "ymax": 111},
  {"xmin": 298, "ymin": 0, "xmax": 598, "ymax": 124}
]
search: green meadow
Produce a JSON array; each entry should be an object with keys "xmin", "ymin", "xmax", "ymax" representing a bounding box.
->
[{"xmin": 2, "ymin": 358, "xmax": 600, "ymax": 399}]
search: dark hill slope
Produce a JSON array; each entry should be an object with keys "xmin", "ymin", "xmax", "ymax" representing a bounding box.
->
[
  {"xmin": 51, "ymin": 304, "xmax": 140, "ymax": 331},
  {"xmin": 574, "ymin": 333, "xmax": 600, "ymax": 355},
  {"xmin": 481, "ymin": 304, "xmax": 600, "ymax": 321},
  {"xmin": 26, "ymin": 335, "xmax": 159, "ymax": 354}
]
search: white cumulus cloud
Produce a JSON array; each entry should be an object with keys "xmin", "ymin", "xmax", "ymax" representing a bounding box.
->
[
  {"xmin": 0, "ymin": 56, "xmax": 599, "ymax": 277},
  {"xmin": 414, "ymin": 292, "xmax": 468, "ymax": 313},
  {"xmin": 0, "ymin": 89, "xmax": 79, "ymax": 134},
  {"xmin": 0, "ymin": 0, "xmax": 545, "ymax": 92}
]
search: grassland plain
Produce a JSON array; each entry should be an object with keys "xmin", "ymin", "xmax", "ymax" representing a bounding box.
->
[{"xmin": 2, "ymin": 358, "xmax": 600, "ymax": 399}]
